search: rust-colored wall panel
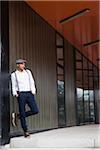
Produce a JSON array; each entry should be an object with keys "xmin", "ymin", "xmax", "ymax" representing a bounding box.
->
[{"xmin": 26, "ymin": 1, "xmax": 99, "ymax": 68}]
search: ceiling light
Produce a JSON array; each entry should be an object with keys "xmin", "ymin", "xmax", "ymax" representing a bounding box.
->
[
  {"xmin": 60, "ymin": 8, "xmax": 90, "ymax": 24},
  {"xmin": 84, "ymin": 40, "xmax": 100, "ymax": 48}
]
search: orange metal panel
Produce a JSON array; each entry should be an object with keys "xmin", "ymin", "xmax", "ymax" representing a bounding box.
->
[{"xmin": 26, "ymin": 1, "xmax": 99, "ymax": 67}]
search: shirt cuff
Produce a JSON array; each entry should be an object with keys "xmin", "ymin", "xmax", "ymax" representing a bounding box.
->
[
  {"xmin": 31, "ymin": 90, "xmax": 36, "ymax": 95},
  {"xmin": 13, "ymin": 91, "xmax": 17, "ymax": 97}
]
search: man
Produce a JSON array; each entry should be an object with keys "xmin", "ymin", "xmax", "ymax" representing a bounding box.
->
[{"xmin": 11, "ymin": 59, "xmax": 39, "ymax": 137}]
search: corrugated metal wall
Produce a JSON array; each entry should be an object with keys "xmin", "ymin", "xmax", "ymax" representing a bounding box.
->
[
  {"xmin": 64, "ymin": 40, "xmax": 76, "ymax": 126},
  {"xmin": 9, "ymin": 1, "xmax": 58, "ymax": 135}
]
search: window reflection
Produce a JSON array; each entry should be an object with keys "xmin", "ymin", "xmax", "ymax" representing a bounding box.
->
[
  {"xmin": 58, "ymin": 80, "xmax": 64, "ymax": 95},
  {"xmin": 77, "ymin": 88, "xmax": 84, "ymax": 124}
]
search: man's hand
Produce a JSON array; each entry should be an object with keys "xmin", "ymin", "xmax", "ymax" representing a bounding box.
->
[{"xmin": 15, "ymin": 93, "xmax": 19, "ymax": 98}]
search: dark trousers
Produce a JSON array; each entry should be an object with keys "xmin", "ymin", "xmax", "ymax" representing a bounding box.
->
[{"xmin": 17, "ymin": 91, "xmax": 39, "ymax": 132}]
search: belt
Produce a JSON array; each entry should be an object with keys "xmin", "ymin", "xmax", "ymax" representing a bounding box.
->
[{"xmin": 17, "ymin": 91, "xmax": 31, "ymax": 94}]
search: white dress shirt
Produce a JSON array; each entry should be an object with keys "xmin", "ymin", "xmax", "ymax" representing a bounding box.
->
[{"xmin": 11, "ymin": 69, "xmax": 36, "ymax": 96}]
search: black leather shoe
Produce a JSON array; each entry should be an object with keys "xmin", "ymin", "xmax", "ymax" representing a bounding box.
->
[{"xmin": 24, "ymin": 132, "xmax": 30, "ymax": 138}]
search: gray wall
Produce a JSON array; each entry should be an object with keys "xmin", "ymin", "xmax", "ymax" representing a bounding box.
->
[
  {"xmin": 64, "ymin": 41, "xmax": 76, "ymax": 126},
  {"xmin": 9, "ymin": 1, "xmax": 58, "ymax": 135}
]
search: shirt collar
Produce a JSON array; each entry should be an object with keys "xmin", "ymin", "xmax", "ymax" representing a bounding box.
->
[{"xmin": 16, "ymin": 69, "xmax": 26, "ymax": 73}]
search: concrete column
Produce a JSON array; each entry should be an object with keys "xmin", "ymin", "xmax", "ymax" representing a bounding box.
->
[{"xmin": 0, "ymin": 1, "xmax": 10, "ymax": 145}]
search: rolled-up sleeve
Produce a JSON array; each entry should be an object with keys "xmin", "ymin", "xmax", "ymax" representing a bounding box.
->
[
  {"xmin": 27, "ymin": 70, "xmax": 36, "ymax": 95},
  {"xmin": 11, "ymin": 73, "xmax": 17, "ymax": 96}
]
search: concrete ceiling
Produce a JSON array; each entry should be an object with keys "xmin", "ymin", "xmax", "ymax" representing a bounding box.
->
[{"xmin": 26, "ymin": 1, "xmax": 99, "ymax": 68}]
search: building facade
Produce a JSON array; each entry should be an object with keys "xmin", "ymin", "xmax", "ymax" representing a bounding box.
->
[{"xmin": 0, "ymin": 1, "xmax": 99, "ymax": 145}]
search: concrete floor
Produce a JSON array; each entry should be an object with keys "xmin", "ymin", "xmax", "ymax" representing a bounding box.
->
[
  {"xmin": 1, "ymin": 148, "xmax": 100, "ymax": 150},
  {"xmin": 1, "ymin": 124, "xmax": 100, "ymax": 150}
]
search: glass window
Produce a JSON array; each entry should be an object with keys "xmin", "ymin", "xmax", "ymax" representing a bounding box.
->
[
  {"xmin": 89, "ymin": 62, "xmax": 93, "ymax": 70},
  {"xmin": 76, "ymin": 70, "xmax": 82, "ymax": 88},
  {"xmin": 56, "ymin": 34, "xmax": 63, "ymax": 46},
  {"xmin": 84, "ymin": 90, "xmax": 89, "ymax": 122},
  {"xmin": 75, "ymin": 51, "xmax": 97, "ymax": 125},
  {"xmin": 89, "ymin": 90, "xmax": 95, "ymax": 121},
  {"xmin": 56, "ymin": 33, "xmax": 66, "ymax": 127},
  {"xmin": 76, "ymin": 61, "xmax": 82, "ymax": 69},
  {"xmin": 83, "ymin": 70, "xmax": 88, "ymax": 89},
  {"xmin": 76, "ymin": 51, "xmax": 82, "ymax": 61},
  {"xmin": 77, "ymin": 88, "xmax": 84, "ymax": 124},
  {"xmin": 57, "ymin": 48, "xmax": 63, "ymax": 60},
  {"xmin": 89, "ymin": 76, "xmax": 93, "ymax": 89},
  {"xmin": 83, "ymin": 57, "xmax": 88, "ymax": 69}
]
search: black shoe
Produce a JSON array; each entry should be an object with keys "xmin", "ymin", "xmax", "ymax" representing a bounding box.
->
[
  {"xmin": 11, "ymin": 112, "xmax": 17, "ymax": 127},
  {"xmin": 24, "ymin": 132, "xmax": 30, "ymax": 138}
]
